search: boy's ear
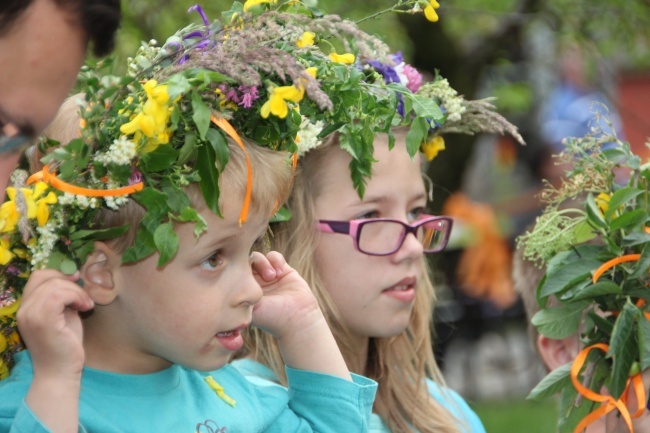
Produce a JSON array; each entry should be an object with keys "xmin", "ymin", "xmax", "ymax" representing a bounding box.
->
[
  {"xmin": 537, "ymin": 334, "xmax": 579, "ymax": 371},
  {"xmin": 80, "ymin": 242, "xmax": 120, "ymax": 305}
]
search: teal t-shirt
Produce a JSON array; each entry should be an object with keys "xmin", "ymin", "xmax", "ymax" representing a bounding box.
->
[
  {"xmin": 233, "ymin": 358, "xmax": 485, "ymax": 433},
  {"xmin": 0, "ymin": 351, "xmax": 377, "ymax": 433}
]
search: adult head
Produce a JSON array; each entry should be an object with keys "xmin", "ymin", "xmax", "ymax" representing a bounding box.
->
[{"xmin": 0, "ymin": 0, "xmax": 121, "ymax": 192}]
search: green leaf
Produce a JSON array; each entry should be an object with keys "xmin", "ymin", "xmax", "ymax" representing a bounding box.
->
[
  {"xmin": 191, "ymin": 91, "xmax": 211, "ymax": 139},
  {"xmin": 405, "ymin": 117, "xmax": 427, "ymax": 156},
  {"xmin": 585, "ymin": 193, "xmax": 608, "ymax": 228},
  {"xmin": 608, "ymin": 300, "xmax": 641, "ymax": 398},
  {"xmin": 176, "ymin": 207, "xmax": 208, "ymax": 237},
  {"xmin": 605, "ymin": 187, "xmax": 643, "ymax": 220},
  {"xmin": 269, "ymin": 206, "xmax": 292, "ymax": 223},
  {"xmin": 196, "ymin": 143, "xmax": 222, "ymax": 217},
  {"xmin": 539, "ymin": 259, "xmax": 601, "ymax": 299},
  {"xmin": 178, "ymin": 131, "xmax": 197, "ymax": 165},
  {"xmin": 622, "ymin": 231, "xmax": 650, "ymax": 247},
  {"xmin": 527, "ymin": 362, "xmax": 572, "ymax": 401},
  {"xmin": 165, "ymin": 73, "xmax": 191, "ymax": 100},
  {"xmin": 638, "ymin": 315, "xmax": 650, "ymax": 370},
  {"xmin": 630, "ymin": 243, "xmax": 650, "ymax": 279},
  {"xmin": 162, "ymin": 186, "xmax": 190, "ymax": 215},
  {"xmin": 531, "ymin": 301, "xmax": 589, "ymax": 339},
  {"xmin": 570, "ymin": 281, "xmax": 622, "ymax": 301},
  {"xmin": 60, "ymin": 259, "xmax": 78, "ymax": 275},
  {"xmin": 587, "ymin": 310, "xmax": 615, "ymax": 336},
  {"xmin": 206, "ymin": 128, "xmax": 230, "ymax": 172},
  {"xmin": 141, "ymin": 143, "xmax": 179, "ymax": 172},
  {"xmin": 609, "ymin": 208, "xmax": 648, "ymax": 231},
  {"xmin": 122, "ymin": 227, "xmax": 156, "ymax": 264},
  {"xmin": 68, "ymin": 225, "xmax": 130, "ymax": 241},
  {"xmin": 154, "ymin": 222, "xmax": 179, "ymax": 267},
  {"xmin": 557, "ymin": 383, "xmax": 598, "ymax": 433}
]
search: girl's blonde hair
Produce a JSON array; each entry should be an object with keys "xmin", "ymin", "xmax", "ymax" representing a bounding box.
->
[
  {"xmin": 242, "ymin": 133, "xmax": 464, "ymax": 433},
  {"xmin": 32, "ymin": 95, "xmax": 293, "ymax": 254}
]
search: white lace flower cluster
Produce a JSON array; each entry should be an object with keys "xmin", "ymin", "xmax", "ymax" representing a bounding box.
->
[
  {"xmin": 295, "ymin": 117, "xmax": 325, "ymax": 156},
  {"xmin": 126, "ymin": 39, "xmax": 162, "ymax": 77},
  {"xmin": 29, "ymin": 213, "xmax": 63, "ymax": 269},
  {"xmin": 427, "ymin": 78, "xmax": 466, "ymax": 122},
  {"xmin": 57, "ymin": 193, "xmax": 100, "ymax": 210},
  {"xmin": 94, "ymin": 136, "xmax": 137, "ymax": 166}
]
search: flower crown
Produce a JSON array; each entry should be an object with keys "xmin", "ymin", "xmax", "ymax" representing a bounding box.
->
[
  {"xmin": 518, "ymin": 108, "xmax": 650, "ymax": 433},
  {"xmin": 0, "ymin": 0, "xmax": 521, "ymax": 377}
]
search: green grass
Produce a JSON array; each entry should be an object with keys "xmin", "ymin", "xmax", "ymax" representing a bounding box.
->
[{"xmin": 471, "ymin": 397, "xmax": 559, "ymax": 433}]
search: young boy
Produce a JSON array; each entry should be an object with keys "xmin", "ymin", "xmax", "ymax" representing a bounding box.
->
[
  {"xmin": 513, "ymin": 247, "xmax": 650, "ymax": 432},
  {"xmin": 0, "ymin": 98, "xmax": 376, "ymax": 431}
]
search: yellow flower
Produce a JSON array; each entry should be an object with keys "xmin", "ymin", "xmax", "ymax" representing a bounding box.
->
[
  {"xmin": 296, "ymin": 31, "xmax": 315, "ymax": 48},
  {"xmin": 0, "ymin": 237, "xmax": 14, "ymax": 265},
  {"xmin": 0, "ymin": 334, "xmax": 6, "ymax": 354},
  {"xmin": 421, "ymin": 136, "xmax": 445, "ymax": 161},
  {"xmin": 120, "ymin": 80, "xmax": 173, "ymax": 152},
  {"xmin": 424, "ymin": 0, "xmax": 440, "ymax": 22},
  {"xmin": 0, "ymin": 187, "xmax": 37, "ymax": 233},
  {"xmin": 7, "ymin": 331, "xmax": 21, "ymax": 346},
  {"xmin": 261, "ymin": 85, "xmax": 305, "ymax": 119},
  {"xmin": 243, "ymin": 0, "xmax": 277, "ymax": 12},
  {"xmin": 595, "ymin": 192, "xmax": 611, "ymax": 216},
  {"xmin": 304, "ymin": 67, "xmax": 318, "ymax": 78},
  {"xmin": 0, "ymin": 361, "xmax": 8, "ymax": 380},
  {"xmin": 329, "ymin": 52, "xmax": 356, "ymax": 64},
  {"xmin": 31, "ymin": 182, "xmax": 57, "ymax": 227},
  {"xmin": 0, "ymin": 299, "xmax": 19, "ymax": 318}
]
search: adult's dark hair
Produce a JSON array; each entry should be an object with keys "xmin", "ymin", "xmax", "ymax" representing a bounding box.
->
[{"xmin": 0, "ymin": 0, "xmax": 121, "ymax": 56}]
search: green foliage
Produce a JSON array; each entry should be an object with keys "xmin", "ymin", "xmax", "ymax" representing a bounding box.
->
[{"xmin": 517, "ymin": 113, "xmax": 650, "ymax": 430}]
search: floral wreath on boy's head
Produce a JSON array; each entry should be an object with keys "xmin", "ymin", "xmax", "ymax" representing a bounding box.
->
[
  {"xmin": 518, "ymin": 107, "xmax": 650, "ymax": 433},
  {"xmin": 0, "ymin": 0, "xmax": 522, "ymax": 377}
]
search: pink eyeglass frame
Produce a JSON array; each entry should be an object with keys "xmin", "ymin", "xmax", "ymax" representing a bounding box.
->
[{"xmin": 317, "ymin": 215, "xmax": 453, "ymax": 256}]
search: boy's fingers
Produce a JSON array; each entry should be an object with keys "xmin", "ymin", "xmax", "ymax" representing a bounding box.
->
[
  {"xmin": 250, "ymin": 251, "xmax": 276, "ymax": 281},
  {"xmin": 23, "ymin": 269, "xmax": 81, "ymax": 297}
]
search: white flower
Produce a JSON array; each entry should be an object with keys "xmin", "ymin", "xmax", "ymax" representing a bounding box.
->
[
  {"xmin": 95, "ymin": 136, "xmax": 137, "ymax": 166},
  {"xmin": 296, "ymin": 117, "xmax": 325, "ymax": 156}
]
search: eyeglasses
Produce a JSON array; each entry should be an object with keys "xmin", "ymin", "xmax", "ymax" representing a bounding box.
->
[
  {"xmin": 0, "ymin": 118, "xmax": 32, "ymax": 155},
  {"xmin": 317, "ymin": 215, "xmax": 453, "ymax": 256}
]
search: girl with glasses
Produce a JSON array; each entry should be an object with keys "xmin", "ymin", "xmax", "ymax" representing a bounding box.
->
[{"xmin": 235, "ymin": 128, "xmax": 486, "ymax": 433}]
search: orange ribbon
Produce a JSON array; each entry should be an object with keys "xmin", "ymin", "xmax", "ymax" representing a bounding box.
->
[
  {"xmin": 571, "ymin": 344, "xmax": 645, "ymax": 433},
  {"xmin": 210, "ymin": 115, "xmax": 252, "ymax": 226},
  {"xmin": 592, "ymin": 254, "xmax": 642, "ymax": 284},
  {"xmin": 27, "ymin": 165, "xmax": 143, "ymax": 196}
]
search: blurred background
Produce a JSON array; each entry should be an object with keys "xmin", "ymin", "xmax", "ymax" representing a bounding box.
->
[{"xmin": 113, "ymin": 1, "xmax": 650, "ymax": 431}]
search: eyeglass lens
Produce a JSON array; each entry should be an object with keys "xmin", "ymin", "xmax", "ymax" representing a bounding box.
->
[{"xmin": 357, "ymin": 218, "xmax": 450, "ymax": 254}]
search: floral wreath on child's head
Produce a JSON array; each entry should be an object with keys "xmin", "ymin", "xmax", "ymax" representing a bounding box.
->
[
  {"xmin": 0, "ymin": 0, "xmax": 522, "ymax": 377},
  {"xmin": 518, "ymin": 107, "xmax": 650, "ymax": 433}
]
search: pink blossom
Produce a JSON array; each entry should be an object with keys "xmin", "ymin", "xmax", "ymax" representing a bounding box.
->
[
  {"xmin": 403, "ymin": 64, "xmax": 423, "ymax": 92},
  {"xmin": 238, "ymin": 85, "xmax": 260, "ymax": 109}
]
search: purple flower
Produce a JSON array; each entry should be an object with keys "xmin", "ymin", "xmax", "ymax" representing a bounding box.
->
[
  {"xmin": 367, "ymin": 60, "xmax": 400, "ymax": 84},
  {"xmin": 238, "ymin": 86, "xmax": 260, "ymax": 109},
  {"xmin": 188, "ymin": 5, "xmax": 210, "ymax": 27},
  {"xmin": 129, "ymin": 167, "xmax": 144, "ymax": 185}
]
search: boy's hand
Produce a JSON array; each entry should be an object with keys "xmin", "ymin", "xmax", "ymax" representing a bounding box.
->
[
  {"xmin": 18, "ymin": 269, "xmax": 94, "ymax": 380},
  {"xmin": 249, "ymin": 251, "xmax": 351, "ymax": 381},
  {"xmin": 249, "ymin": 251, "xmax": 321, "ymax": 340}
]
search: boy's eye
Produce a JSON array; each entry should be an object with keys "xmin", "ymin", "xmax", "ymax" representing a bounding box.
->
[{"xmin": 201, "ymin": 251, "xmax": 223, "ymax": 270}]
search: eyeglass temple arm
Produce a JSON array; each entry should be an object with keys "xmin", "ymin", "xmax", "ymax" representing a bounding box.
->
[{"xmin": 317, "ymin": 220, "xmax": 353, "ymax": 235}]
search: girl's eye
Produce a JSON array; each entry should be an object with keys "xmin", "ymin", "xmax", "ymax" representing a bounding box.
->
[
  {"xmin": 407, "ymin": 207, "xmax": 426, "ymax": 222},
  {"xmin": 357, "ymin": 210, "xmax": 380, "ymax": 220},
  {"xmin": 201, "ymin": 251, "xmax": 224, "ymax": 271}
]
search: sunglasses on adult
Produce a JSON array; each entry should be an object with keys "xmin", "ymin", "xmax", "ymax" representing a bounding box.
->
[
  {"xmin": 0, "ymin": 117, "xmax": 33, "ymax": 155},
  {"xmin": 317, "ymin": 215, "xmax": 453, "ymax": 256}
]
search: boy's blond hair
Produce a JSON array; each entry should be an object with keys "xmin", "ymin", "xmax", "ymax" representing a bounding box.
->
[{"xmin": 241, "ymin": 132, "xmax": 463, "ymax": 433}]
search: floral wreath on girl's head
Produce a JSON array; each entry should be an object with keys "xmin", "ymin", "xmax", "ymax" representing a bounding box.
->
[
  {"xmin": 0, "ymin": 0, "xmax": 521, "ymax": 377},
  {"xmin": 518, "ymin": 107, "xmax": 650, "ymax": 433}
]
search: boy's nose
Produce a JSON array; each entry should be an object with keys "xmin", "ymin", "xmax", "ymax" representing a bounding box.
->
[{"xmin": 234, "ymin": 270, "xmax": 263, "ymax": 307}]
